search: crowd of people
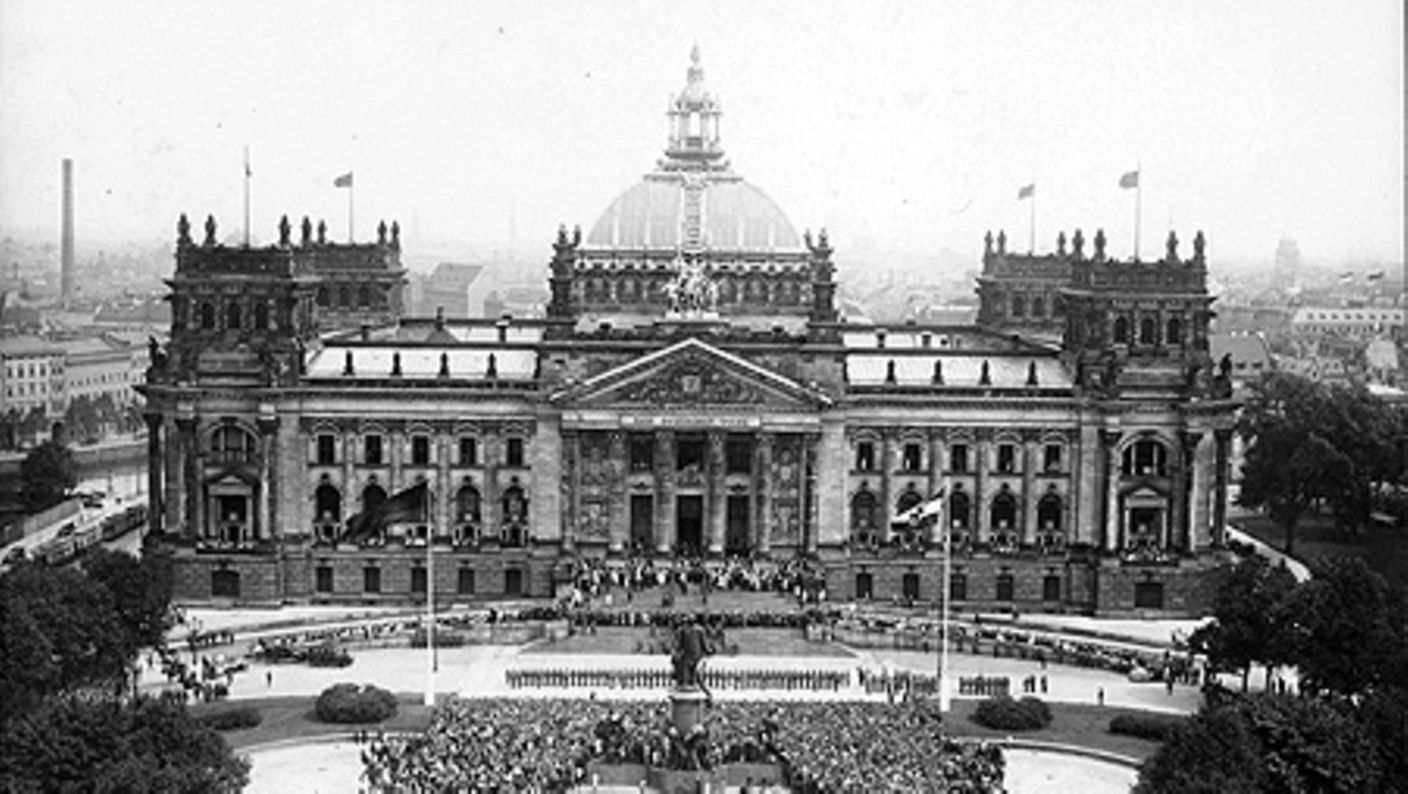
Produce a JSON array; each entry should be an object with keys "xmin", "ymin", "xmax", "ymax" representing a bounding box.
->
[
  {"xmin": 360, "ymin": 697, "xmax": 1006, "ymax": 793},
  {"xmin": 568, "ymin": 555, "xmax": 828, "ymax": 605},
  {"xmin": 505, "ymin": 667, "xmax": 849, "ymax": 693}
]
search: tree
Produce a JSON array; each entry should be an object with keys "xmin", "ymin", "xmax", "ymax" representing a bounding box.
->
[
  {"xmin": 1315, "ymin": 382, "xmax": 1402, "ymax": 534},
  {"xmin": 1282, "ymin": 557, "xmax": 1406, "ymax": 697},
  {"xmin": 1188, "ymin": 554, "xmax": 1298, "ymax": 691},
  {"xmin": 82, "ymin": 548, "xmax": 175, "ymax": 650},
  {"xmin": 1137, "ymin": 692, "xmax": 1382, "ymax": 793},
  {"xmin": 0, "ymin": 694, "xmax": 249, "ymax": 792},
  {"xmin": 0, "ymin": 563, "xmax": 133, "ymax": 715},
  {"xmin": 18, "ymin": 437, "xmax": 77, "ymax": 511}
]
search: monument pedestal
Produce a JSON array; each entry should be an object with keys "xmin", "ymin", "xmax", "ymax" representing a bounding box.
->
[{"xmin": 669, "ymin": 685, "xmax": 709, "ymax": 734}]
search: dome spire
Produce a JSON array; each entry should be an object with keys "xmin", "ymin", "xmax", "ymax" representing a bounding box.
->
[{"xmin": 661, "ymin": 45, "xmax": 727, "ymax": 172}]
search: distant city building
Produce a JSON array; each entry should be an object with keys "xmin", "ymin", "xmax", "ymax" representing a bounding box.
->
[
  {"xmin": 1272, "ymin": 237, "xmax": 1300, "ymax": 286},
  {"xmin": 141, "ymin": 49, "xmax": 1239, "ymax": 616},
  {"xmin": 1208, "ymin": 333, "xmax": 1273, "ymax": 391},
  {"xmin": 413, "ymin": 263, "xmax": 486, "ymax": 318},
  {"xmin": 55, "ymin": 333, "xmax": 148, "ymax": 409},
  {"xmin": 0, "ymin": 336, "xmax": 65, "ymax": 418},
  {"xmin": 1290, "ymin": 306, "xmax": 1405, "ymax": 341}
]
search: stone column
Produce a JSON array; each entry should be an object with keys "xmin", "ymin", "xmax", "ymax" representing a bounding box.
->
[
  {"xmin": 1172, "ymin": 431, "xmax": 1199, "ymax": 552},
  {"xmin": 929, "ymin": 433, "xmax": 946, "ymax": 546},
  {"xmin": 1101, "ymin": 430, "xmax": 1122, "ymax": 552},
  {"xmin": 1213, "ymin": 429, "xmax": 1232, "ymax": 548},
  {"xmin": 879, "ymin": 430, "xmax": 896, "ymax": 544},
  {"xmin": 389, "ymin": 428, "xmax": 404, "ymax": 492},
  {"xmin": 144, "ymin": 412, "xmax": 163, "ymax": 534},
  {"xmin": 256, "ymin": 415, "xmax": 279, "ymax": 540},
  {"xmin": 804, "ymin": 431, "xmax": 821, "ymax": 556},
  {"xmin": 755, "ymin": 432, "xmax": 773, "ymax": 556},
  {"xmin": 655, "ymin": 430, "xmax": 675, "ymax": 555},
  {"xmin": 436, "ymin": 433, "xmax": 451, "ymax": 541},
  {"xmin": 609, "ymin": 431, "xmax": 628, "ymax": 554},
  {"xmin": 707, "ymin": 431, "xmax": 726, "ymax": 556},
  {"xmin": 482, "ymin": 429, "xmax": 500, "ymax": 541},
  {"xmin": 561, "ymin": 430, "xmax": 579, "ymax": 554},
  {"xmin": 176, "ymin": 416, "xmax": 199, "ymax": 538},
  {"xmin": 342, "ymin": 430, "xmax": 356, "ymax": 533},
  {"xmin": 1188, "ymin": 433, "xmax": 1211, "ymax": 550},
  {"xmin": 1021, "ymin": 435, "xmax": 1038, "ymax": 545},
  {"xmin": 974, "ymin": 434, "xmax": 988, "ymax": 543}
]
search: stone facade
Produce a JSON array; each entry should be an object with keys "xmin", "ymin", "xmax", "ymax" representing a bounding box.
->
[{"xmin": 140, "ymin": 50, "xmax": 1238, "ymax": 617}]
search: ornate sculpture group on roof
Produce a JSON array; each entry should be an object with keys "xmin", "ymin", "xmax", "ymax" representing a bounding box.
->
[
  {"xmin": 664, "ymin": 255, "xmax": 719, "ymax": 318},
  {"xmin": 204, "ymin": 215, "xmax": 217, "ymax": 247}
]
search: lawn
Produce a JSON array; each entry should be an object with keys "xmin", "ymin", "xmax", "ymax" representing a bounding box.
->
[
  {"xmin": 197, "ymin": 694, "xmax": 1170, "ymax": 762},
  {"xmin": 1231, "ymin": 509, "xmax": 1408, "ymax": 590}
]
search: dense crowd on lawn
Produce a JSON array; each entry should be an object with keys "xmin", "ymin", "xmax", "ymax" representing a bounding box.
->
[{"xmin": 360, "ymin": 697, "xmax": 1005, "ymax": 793}]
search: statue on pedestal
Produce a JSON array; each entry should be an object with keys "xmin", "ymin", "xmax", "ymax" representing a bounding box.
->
[{"xmin": 671, "ymin": 616, "xmax": 712, "ymax": 691}]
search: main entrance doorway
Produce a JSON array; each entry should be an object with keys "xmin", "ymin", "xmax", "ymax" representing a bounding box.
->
[{"xmin": 677, "ymin": 495, "xmax": 704, "ymax": 556}]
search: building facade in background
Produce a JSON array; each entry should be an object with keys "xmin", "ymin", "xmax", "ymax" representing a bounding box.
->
[{"xmin": 141, "ymin": 51, "xmax": 1239, "ymax": 615}]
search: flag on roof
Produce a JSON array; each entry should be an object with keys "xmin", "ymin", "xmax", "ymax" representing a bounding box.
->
[
  {"xmin": 334, "ymin": 172, "xmax": 353, "ymax": 188},
  {"xmin": 1017, "ymin": 184, "xmax": 1035, "ymax": 200},
  {"xmin": 1119, "ymin": 170, "xmax": 1139, "ymax": 189},
  {"xmin": 343, "ymin": 481, "xmax": 428, "ymax": 540}
]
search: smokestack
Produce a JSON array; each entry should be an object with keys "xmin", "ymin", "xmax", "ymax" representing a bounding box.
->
[{"xmin": 61, "ymin": 159, "xmax": 74, "ymax": 310}]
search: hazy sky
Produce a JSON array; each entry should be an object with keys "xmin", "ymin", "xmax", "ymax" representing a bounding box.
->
[{"xmin": 1, "ymin": 0, "xmax": 1402, "ymax": 267}]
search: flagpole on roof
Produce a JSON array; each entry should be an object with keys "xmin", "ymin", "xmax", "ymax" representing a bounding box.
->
[
  {"xmin": 1134, "ymin": 162, "xmax": 1142, "ymax": 261},
  {"xmin": 242, "ymin": 146, "xmax": 251, "ymax": 248}
]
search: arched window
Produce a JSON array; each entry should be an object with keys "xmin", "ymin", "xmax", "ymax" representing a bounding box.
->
[
  {"xmin": 1140, "ymin": 317, "xmax": 1157, "ymax": 345},
  {"xmin": 210, "ymin": 425, "xmax": 256, "ymax": 463},
  {"xmin": 990, "ymin": 491, "xmax": 1018, "ymax": 532},
  {"xmin": 362, "ymin": 484, "xmax": 387, "ymax": 514},
  {"xmin": 1038, "ymin": 493, "xmax": 1063, "ymax": 531},
  {"xmin": 254, "ymin": 302, "xmax": 270, "ymax": 330},
  {"xmin": 895, "ymin": 490, "xmax": 923, "ymax": 521},
  {"xmin": 357, "ymin": 285, "xmax": 370, "ymax": 308},
  {"xmin": 316, "ymin": 286, "xmax": 330, "ymax": 307},
  {"xmin": 855, "ymin": 572, "xmax": 874, "ymax": 600},
  {"xmin": 948, "ymin": 491, "xmax": 971, "ymax": 530},
  {"xmin": 851, "ymin": 490, "xmax": 878, "ymax": 538},
  {"xmin": 456, "ymin": 483, "xmax": 482, "ymax": 523},
  {"xmin": 227, "ymin": 301, "xmax": 242, "ymax": 330},
  {"xmin": 501, "ymin": 484, "xmax": 527, "ymax": 523},
  {"xmin": 338, "ymin": 286, "xmax": 352, "ymax": 308},
  {"xmin": 314, "ymin": 484, "xmax": 341, "ymax": 523},
  {"xmin": 1122, "ymin": 439, "xmax": 1169, "ymax": 477},
  {"xmin": 1113, "ymin": 316, "xmax": 1130, "ymax": 344},
  {"xmin": 1011, "ymin": 295, "xmax": 1026, "ymax": 318},
  {"xmin": 1031, "ymin": 296, "xmax": 1045, "ymax": 318},
  {"xmin": 1166, "ymin": 317, "xmax": 1183, "ymax": 346},
  {"xmin": 199, "ymin": 302, "xmax": 216, "ymax": 330}
]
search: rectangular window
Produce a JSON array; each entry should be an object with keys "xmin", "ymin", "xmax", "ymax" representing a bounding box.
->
[
  {"xmin": 316, "ymin": 434, "xmax": 337, "ymax": 465},
  {"xmin": 505, "ymin": 437, "xmax": 525, "ymax": 468},
  {"xmin": 950, "ymin": 444, "xmax": 969, "ymax": 473},
  {"xmin": 1134, "ymin": 581, "xmax": 1165, "ymax": 609},
  {"xmin": 996, "ymin": 573, "xmax": 1015, "ymax": 602},
  {"xmin": 411, "ymin": 435, "xmax": 431, "ymax": 465},
  {"xmin": 365, "ymin": 435, "xmax": 384, "ymax": 466},
  {"xmin": 457, "ymin": 567, "xmax": 476, "ymax": 595},
  {"xmin": 1043, "ymin": 444, "xmax": 1062, "ymax": 473},
  {"xmin": 997, "ymin": 444, "xmax": 1016, "ymax": 474},
  {"xmin": 1042, "ymin": 574, "xmax": 1062, "ymax": 602},
  {"xmin": 902, "ymin": 443, "xmax": 923, "ymax": 472},
  {"xmin": 411, "ymin": 567, "xmax": 427, "ymax": 594},
  {"xmin": 676, "ymin": 436, "xmax": 705, "ymax": 471},
  {"xmin": 949, "ymin": 573, "xmax": 967, "ymax": 602},
  {"xmin": 459, "ymin": 437, "xmax": 478, "ymax": 466},
  {"xmin": 725, "ymin": 436, "xmax": 752, "ymax": 475},
  {"xmin": 855, "ymin": 441, "xmax": 875, "ymax": 472},
  {"xmin": 315, "ymin": 565, "xmax": 334, "ymax": 593},
  {"xmin": 363, "ymin": 566, "xmax": 381, "ymax": 594},
  {"xmin": 629, "ymin": 434, "xmax": 654, "ymax": 473}
]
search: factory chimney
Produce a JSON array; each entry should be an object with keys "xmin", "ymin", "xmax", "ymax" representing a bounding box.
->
[{"xmin": 61, "ymin": 159, "xmax": 74, "ymax": 310}]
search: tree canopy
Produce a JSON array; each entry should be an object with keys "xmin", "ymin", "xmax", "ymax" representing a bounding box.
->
[
  {"xmin": 1236, "ymin": 372, "xmax": 1403, "ymax": 552},
  {"xmin": 1188, "ymin": 554, "xmax": 1298, "ymax": 690},
  {"xmin": 0, "ymin": 694, "xmax": 249, "ymax": 792},
  {"xmin": 18, "ymin": 437, "xmax": 78, "ymax": 511},
  {"xmin": 0, "ymin": 550, "xmax": 174, "ymax": 716},
  {"xmin": 1282, "ymin": 557, "xmax": 1408, "ymax": 698}
]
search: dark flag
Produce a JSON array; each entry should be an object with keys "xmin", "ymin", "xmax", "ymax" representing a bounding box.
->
[{"xmin": 342, "ymin": 481, "xmax": 428, "ymax": 541}]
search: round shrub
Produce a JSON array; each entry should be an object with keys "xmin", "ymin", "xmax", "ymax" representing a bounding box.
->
[
  {"xmin": 970, "ymin": 695, "xmax": 1052, "ymax": 731},
  {"xmin": 197, "ymin": 705, "xmax": 263, "ymax": 731},
  {"xmin": 1109, "ymin": 713, "xmax": 1182, "ymax": 742},
  {"xmin": 314, "ymin": 683, "xmax": 398, "ymax": 724}
]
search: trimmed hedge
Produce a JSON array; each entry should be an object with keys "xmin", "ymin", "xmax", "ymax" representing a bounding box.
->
[
  {"xmin": 970, "ymin": 696, "xmax": 1053, "ymax": 731},
  {"xmin": 1108, "ymin": 713, "xmax": 1183, "ymax": 742},
  {"xmin": 314, "ymin": 683, "xmax": 398, "ymax": 724},
  {"xmin": 196, "ymin": 705, "xmax": 263, "ymax": 731}
]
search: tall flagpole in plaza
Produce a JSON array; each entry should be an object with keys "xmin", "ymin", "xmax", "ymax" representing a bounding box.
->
[
  {"xmin": 938, "ymin": 484, "xmax": 952, "ymax": 713},
  {"xmin": 424, "ymin": 492, "xmax": 436, "ymax": 707}
]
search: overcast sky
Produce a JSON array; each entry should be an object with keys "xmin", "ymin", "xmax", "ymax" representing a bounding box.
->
[{"xmin": 1, "ymin": 0, "xmax": 1402, "ymax": 267}]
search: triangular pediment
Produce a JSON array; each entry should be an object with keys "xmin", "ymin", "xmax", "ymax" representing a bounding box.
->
[{"xmin": 550, "ymin": 338, "xmax": 831, "ymax": 410}]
